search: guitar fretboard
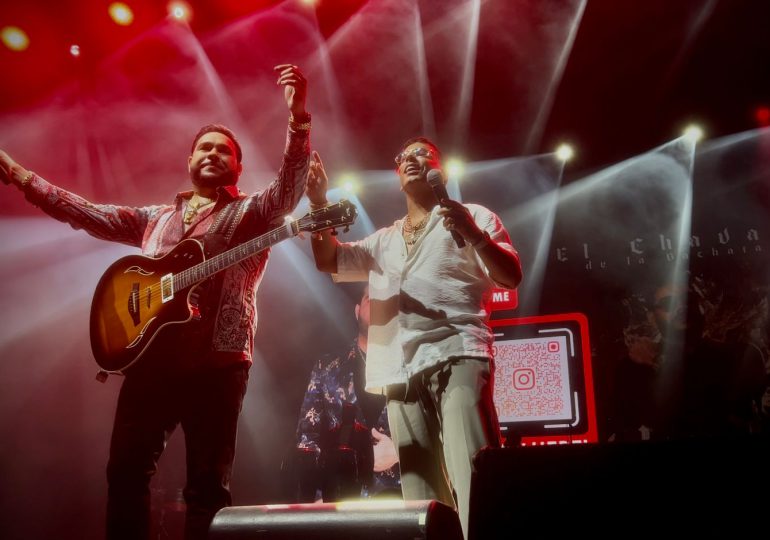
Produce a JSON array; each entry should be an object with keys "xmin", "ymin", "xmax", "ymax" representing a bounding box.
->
[{"xmin": 174, "ymin": 221, "xmax": 297, "ymax": 291}]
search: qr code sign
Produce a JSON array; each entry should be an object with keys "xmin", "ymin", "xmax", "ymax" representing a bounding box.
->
[{"xmin": 493, "ymin": 336, "xmax": 572, "ymax": 423}]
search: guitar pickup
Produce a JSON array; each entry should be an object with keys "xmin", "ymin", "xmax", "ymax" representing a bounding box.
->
[
  {"xmin": 127, "ymin": 283, "xmax": 141, "ymax": 326},
  {"xmin": 160, "ymin": 273, "xmax": 174, "ymax": 303}
]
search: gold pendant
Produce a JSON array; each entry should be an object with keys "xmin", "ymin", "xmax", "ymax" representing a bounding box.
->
[{"xmin": 184, "ymin": 195, "xmax": 214, "ymax": 225}]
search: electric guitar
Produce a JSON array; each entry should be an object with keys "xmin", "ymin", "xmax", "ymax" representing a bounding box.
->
[{"xmin": 89, "ymin": 200, "xmax": 357, "ymax": 373}]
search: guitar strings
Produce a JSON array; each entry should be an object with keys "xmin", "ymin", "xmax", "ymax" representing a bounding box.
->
[{"xmin": 133, "ymin": 215, "xmax": 315, "ymax": 305}]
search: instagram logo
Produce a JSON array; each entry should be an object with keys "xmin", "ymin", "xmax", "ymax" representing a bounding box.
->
[{"xmin": 513, "ymin": 368, "xmax": 535, "ymax": 390}]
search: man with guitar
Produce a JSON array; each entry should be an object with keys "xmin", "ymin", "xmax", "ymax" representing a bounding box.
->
[{"xmin": 0, "ymin": 64, "xmax": 312, "ymax": 540}]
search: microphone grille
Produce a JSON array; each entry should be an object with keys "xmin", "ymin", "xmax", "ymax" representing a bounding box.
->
[{"xmin": 426, "ymin": 168, "xmax": 443, "ymax": 186}]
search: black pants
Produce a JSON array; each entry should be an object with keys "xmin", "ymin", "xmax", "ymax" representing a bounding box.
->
[{"xmin": 106, "ymin": 362, "xmax": 249, "ymax": 540}]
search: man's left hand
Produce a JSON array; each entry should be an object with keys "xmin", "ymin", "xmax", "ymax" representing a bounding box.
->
[{"xmin": 274, "ymin": 64, "xmax": 307, "ymax": 117}]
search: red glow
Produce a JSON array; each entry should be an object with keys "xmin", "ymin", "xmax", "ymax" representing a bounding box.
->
[{"xmin": 755, "ymin": 106, "xmax": 770, "ymax": 127}]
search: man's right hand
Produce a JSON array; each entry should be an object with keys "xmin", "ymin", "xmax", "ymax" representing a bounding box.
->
[
  {"xmin": 306, "ymin": 150, "xmax": 339, "ymax": 272},
  {"xmin": 371, "ymin": 428, "xmax": 399, "ymax": 472},
  {"xmin": 0, "ymin": 150, "xmax": 30, "ymax": 188},
  {"xmin": 274, "ymin": 64, "xmax": 308, "ymax": 118},
  {"xmin": 305, "ymin": 150, "xmax": 329, "ymax": 206}
]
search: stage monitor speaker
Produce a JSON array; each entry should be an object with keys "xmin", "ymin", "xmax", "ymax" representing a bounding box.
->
[
  {"xmin": 209, "ymin": 499, "xmax": 463, "ymax": 540},
  {"xmin": 469, "ymin": 435, "xmax": 770, "ymax": 538}
]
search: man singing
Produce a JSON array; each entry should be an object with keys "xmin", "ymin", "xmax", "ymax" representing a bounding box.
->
[{"xmin": 305, "ymin": 138, "xmax": 522, "ymax": 538}]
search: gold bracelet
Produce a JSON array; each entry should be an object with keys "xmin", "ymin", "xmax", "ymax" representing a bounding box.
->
[
  {"xmin": 309, "ymin": 200, "xmax": 330, "ymax": 210},
  {"xmin": 289, "ymin": 112, "xmax": 311, "ymax": 131},
  {"xmin": 19, "ymin": 171, "xmax": 35, "ymax": 186}
]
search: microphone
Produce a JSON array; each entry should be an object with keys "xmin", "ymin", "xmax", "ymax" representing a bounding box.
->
[{"xmin": 426, "ymin": 168, "xmax": 465, "ymax": 248}]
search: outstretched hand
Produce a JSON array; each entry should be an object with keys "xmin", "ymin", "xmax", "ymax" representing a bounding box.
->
[
  {"xmin": 305, "ymin": 150, "xmax": 329, "ymax": 206},
  {"xmin": 274, "ymin": 64, "xmax": 307, "ymax": 117},
  {"xmin": 0, "ymin": 150, "xmax": 29, "ymax": 188}
]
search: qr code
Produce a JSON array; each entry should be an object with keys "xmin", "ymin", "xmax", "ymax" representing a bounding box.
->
[{"xmin": 493, "ymin": 336, "xmax": 572, "ymax": 422}]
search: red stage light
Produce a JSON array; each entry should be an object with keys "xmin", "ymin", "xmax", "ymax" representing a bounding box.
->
[{"xmin": 755, "ymin": 106, "xmax": 770, "ymax": 127}]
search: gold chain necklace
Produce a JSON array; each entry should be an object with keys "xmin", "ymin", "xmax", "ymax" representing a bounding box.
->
[
  {"xmin": 403, "ymin": 213, "xmax": 429, "ymax": 246},
  {"xmin": 183, "ymin": 194, "xmax": 215, "ymax": 225}
]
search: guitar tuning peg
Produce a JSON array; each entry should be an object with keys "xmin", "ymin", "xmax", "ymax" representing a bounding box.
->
[
  {"xmin": 330, "ymin": 228, "xmax": 338, "ymax": 236},
  {"xmin": 344, "ymin": 225, "xmax": 350, "ymax": 233}
]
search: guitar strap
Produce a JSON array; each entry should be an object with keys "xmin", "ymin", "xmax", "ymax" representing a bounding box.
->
[
  {"xmin": 185, "ymin": 196, "xmax": 252, "ymax": 345},
  {"xmin": 204, "ymin": 195, "xmax": 250, "ymax": 256},
  {"xmin": 189, "ymin": 195, "xmax": 250, "ymax": 317}
]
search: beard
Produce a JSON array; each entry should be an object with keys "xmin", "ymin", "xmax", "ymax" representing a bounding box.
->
[{"xmin": 190, "ymin": 163, "xmax": 238, "ymax": 189}]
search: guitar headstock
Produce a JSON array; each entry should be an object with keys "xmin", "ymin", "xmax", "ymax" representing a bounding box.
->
[{"xmin": 297, "ymin": 199, "xmax": 358, "ymax": 235}]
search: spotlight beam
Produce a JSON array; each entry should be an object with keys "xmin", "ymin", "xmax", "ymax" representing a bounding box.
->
[
  {"xmin": 656, "ymin": 0, "xmax": 718, "ymax": 102},
  {"xmin": 452, "ymin": 0, "xmax": 481, "ymax": 149},
  {"xmin": 179, "ymin": 25, "xmax": 269, "ymax": 176},
  {"xmin": 413, "ymin": 5, "xmax": 436, "ymax": 138},
  {"xmin": 525, "ymin": 0, "xmax": 587, "ymax": 153}
]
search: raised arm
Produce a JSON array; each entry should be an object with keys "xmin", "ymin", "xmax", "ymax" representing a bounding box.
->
[
  {"xmin": 305, "ymin": 151, "xmax": 340, "ymax": 273},
  {"xmin": 252, "ymin": 65, "xmax": 312, "ymax": 224}
]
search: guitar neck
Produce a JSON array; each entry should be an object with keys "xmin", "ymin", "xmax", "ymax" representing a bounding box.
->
[{"xmin": 174, "ymin": 220, "xmax": 298, "ymax": 291}]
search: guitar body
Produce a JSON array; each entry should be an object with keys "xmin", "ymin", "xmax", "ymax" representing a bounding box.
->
[{"xmin": 90, "ymin": 239, "xmax": 206, "ymax": 373}]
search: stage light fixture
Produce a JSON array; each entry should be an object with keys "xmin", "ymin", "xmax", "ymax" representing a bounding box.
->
[
  {"xmin": 168, "ymin": 1, "xmax": 193, "ymax": 22},
  {"xmin": 1, "ymin": 26, "xmax": 29, "ymax": 52},
  {"xmin": 683, "ymin": 124, "xmax": 704, "ymax": 142},
  {"xmin": 339, "ymin": 173, "xmax": 359, "ymax": 193},
  {"xmin": 69, "ymin": 44, "xmax": 81, "ymax": 57},
  {"xmin": 555, "ymin": 144, "xmax": 574, "ymax": 162},
  {"xmin": 109, "ymin": 3, "xmax": 135, "ymax": 26},
  {"xmin": 445, "ymin": 158, "xmax": 465, "ymax": 180}
]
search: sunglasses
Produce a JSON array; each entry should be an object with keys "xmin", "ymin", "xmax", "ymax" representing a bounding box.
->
[{"xmin": 394, "ymin": 147, "xmax": 435, "ymax": 166}]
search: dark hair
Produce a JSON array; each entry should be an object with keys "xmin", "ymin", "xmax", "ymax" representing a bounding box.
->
[
  {"xmin": 397, "ymin": 136, "xmax": 442, "ymax": 162},
  {"xmin": 190, "ymin": 124, "xmax": 243, "ymax": 163}
]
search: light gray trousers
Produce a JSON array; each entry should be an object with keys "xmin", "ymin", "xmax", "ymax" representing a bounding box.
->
[{"xmin": 386, "ymin": 358, "xmax": 501, "ymax": 539}]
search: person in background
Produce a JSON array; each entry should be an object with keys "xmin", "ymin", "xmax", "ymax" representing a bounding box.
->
[{"xmin": 295, "ymin": 286, "xmax": 401, "ymax": 501}]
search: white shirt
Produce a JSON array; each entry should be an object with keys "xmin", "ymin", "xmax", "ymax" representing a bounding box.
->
[{"xmin": 335, "ymin": 203, "xmax": 517, "ymax": 392}]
